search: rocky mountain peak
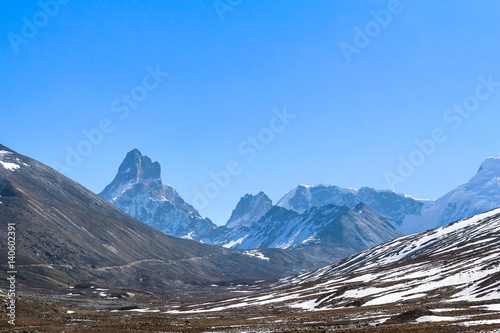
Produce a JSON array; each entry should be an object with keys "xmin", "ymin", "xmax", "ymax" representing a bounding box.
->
[
  {"xmin": 118, "ymin": 148, "xmax": 161, "ymax": 183},
  {"xmin": 225, "ymin": 192, "xmax": 273, "ymax": 229}
]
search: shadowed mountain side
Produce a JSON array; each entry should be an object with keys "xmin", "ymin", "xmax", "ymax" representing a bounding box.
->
[{"xmin": 0, "ymin": 145, "xmax": 328, "ymax": 300}]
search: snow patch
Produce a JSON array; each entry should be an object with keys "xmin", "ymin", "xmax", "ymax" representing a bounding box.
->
[
  {"xmin": 243, "ymin": 250, "xmax": 270, "ymax": 261},
  {"xmin": 223, "ymin": 235, "xmax": 248, "ymax": 248},
  {"xmin": 0, "ymin": 161, "xmax": 20, "ymax": 171}
]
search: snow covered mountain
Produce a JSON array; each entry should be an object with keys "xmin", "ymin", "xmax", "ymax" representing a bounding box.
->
[
  {"xmin": 100, "ymin": 148, "xmax": 500, "ymax": 258},
  {"xmin": 277, "ymin": 184, "xmax": 424, "ymax": 228},
  {"xmin": 213, "ymin": 203, "xmax": 403, "ymax": 265},
  {"xmin": 400, "ymin": 156, "xmax": 500, "ymax": 233},
  {"xmin": 278, "ymin": 157, "xmax": 500, "ymax": 234},
  {"xmin": 225, "ymin": 192, "xmax": 273, "ymax": 229},
  {"xmin": 99, "ymin": 149, "xmax": 216, "ymax": 240}
]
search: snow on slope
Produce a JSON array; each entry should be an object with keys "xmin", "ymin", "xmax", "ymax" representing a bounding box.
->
[
  {"xmin": 214, "ymin": 203, "xmax": 402, "ymax": 267},
  {"xmin": 400, "ymin": 157, "xmax": 500, "ymax": 233},
  {"xmin": 171, "ymin": 208, "xmax": 500, "ymax": 315},
  {"xmin": 0, "ymin": 150, "xmax": 30, "ymax": 171}
]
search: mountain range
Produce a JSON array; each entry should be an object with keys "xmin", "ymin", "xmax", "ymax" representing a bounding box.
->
[
  {"xmin": 100, "ymin": 150, "xmax": 403, "ymax": 264},
  {"xmin": 99, "ymin": 149, "xmax": 500, "ymax": 258},
  {"xmin": 277, "ymin": 157, "xmax": 500, "ymax": 234}
]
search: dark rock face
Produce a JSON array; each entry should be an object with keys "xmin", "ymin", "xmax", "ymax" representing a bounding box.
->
[
  {"xmin": 0, "ymin": 173, "xmax": 14, "ymax": 196},
  {"xmin": 225, "ymin": 192, "xmax": 273, "ymax": 229}
]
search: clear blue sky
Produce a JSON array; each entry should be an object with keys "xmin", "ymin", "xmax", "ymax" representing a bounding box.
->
[{"xmin": 2, "ymin": 0, "xmax": 500, "ymax": 225}]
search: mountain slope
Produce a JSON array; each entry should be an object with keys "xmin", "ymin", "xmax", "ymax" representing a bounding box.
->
[
  {"xmin": 99, "ymin": 149, "xmax": 216, "ymax": 241},
  {"xmin": 0, "ymin": 144, "xmax": 331, "ymax": 299},
  {"xmin": 400, "ymin": 157, "xmax": 500, "ymax": 233},
  {"xmin": 172, "ymin": 208, "xmax": 500, "ymax": 328}
]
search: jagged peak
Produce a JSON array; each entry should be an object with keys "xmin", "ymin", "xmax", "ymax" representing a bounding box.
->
[
  {"xmin": 351, "ymin": 202, "xmax": 371, "ymax": 213},
  {"xmin": 99, "ymin": 149, "xmax": 163, "ymax": 200},
  {"xmin": 225, "ymin": 191, "xmax": 273, "ymax": 229},
  {"xmin": 118, "ymin": 149, "xmax": 161, "ymax": 182}
]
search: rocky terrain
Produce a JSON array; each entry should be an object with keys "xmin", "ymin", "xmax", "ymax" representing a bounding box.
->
[
  {"xmin": 3, "ymin": 208, "xmax": 500, "ymax": 331},
  {"xmin": 100, "ymin": 150, "xmax": 404, "ymax": 265}
]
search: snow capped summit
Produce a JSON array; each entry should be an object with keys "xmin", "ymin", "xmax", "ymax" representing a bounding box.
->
[
  {"xmin": 276, "ymin": 184, "xmax": 423, "ymax": 228},
  {"xmin": 118, "ymin": 148, "xmax": 161, "ymax": 181},
  {"xmin": 400, "ymin": 156, "xmax": 500, "ymax": 233},
  {"xmin": 469, "ymin": 156, "xmax": 500, "ymax": 187},
  {"xmin": 214, "ymin": 201, "xmax": 402, "ymax": 266},
  {"xmin": 277, "ymin": 156, "xmax": 500, "ymax": 235},
  {"xmin": 225, "ymin": 192, "xmax": 273, "ymax": 229},
  {"xmin": 99, "ymin": 149, "xmax": 216, "ymax": 240}
]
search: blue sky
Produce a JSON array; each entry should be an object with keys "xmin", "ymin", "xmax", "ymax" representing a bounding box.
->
[{"xmin": 2, "ymin": 0, "xmax": 500, "ymax": 225}]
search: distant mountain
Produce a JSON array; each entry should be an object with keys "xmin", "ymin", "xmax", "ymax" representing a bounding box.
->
[
  {"xmin": 277, "ymin": 157, "xmax": 500, "ymax": 234},
  {"xmin": 99, "ymin": 149, "xmax": 500, "ymax": 260},
  {"xmin": 276, "ymin": 184, "xmax": 424, "ymax": 228},
  {"xmin": 225, "ymin": 192, "xmax": 273, "ymax": 229},
  {"xmin": 99, "ymin": 149, "xmax": 216, "ymax": 241},
  {"xmin": 0, "ymin": 144, "xmax": 329, "ymax": 298},
  {"xmin": 98, "ymin": 152, "xmax": 403, "ymax": 263},
  {"xmin": 213, "ymin": 202, "xmax": 403, "ymax": 264},
  {"xmin": 400, "ymin": 157, "xmax": 500, "ymax": 233}
]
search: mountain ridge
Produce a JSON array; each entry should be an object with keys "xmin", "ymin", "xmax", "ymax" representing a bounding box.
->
[
  {"xmin": 277, "ymin": 156, "xmax": 500, "ymax": 234},
  {"xmin": 0, "ymin": 144, "xmax": 329, "ymax": 299}
]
